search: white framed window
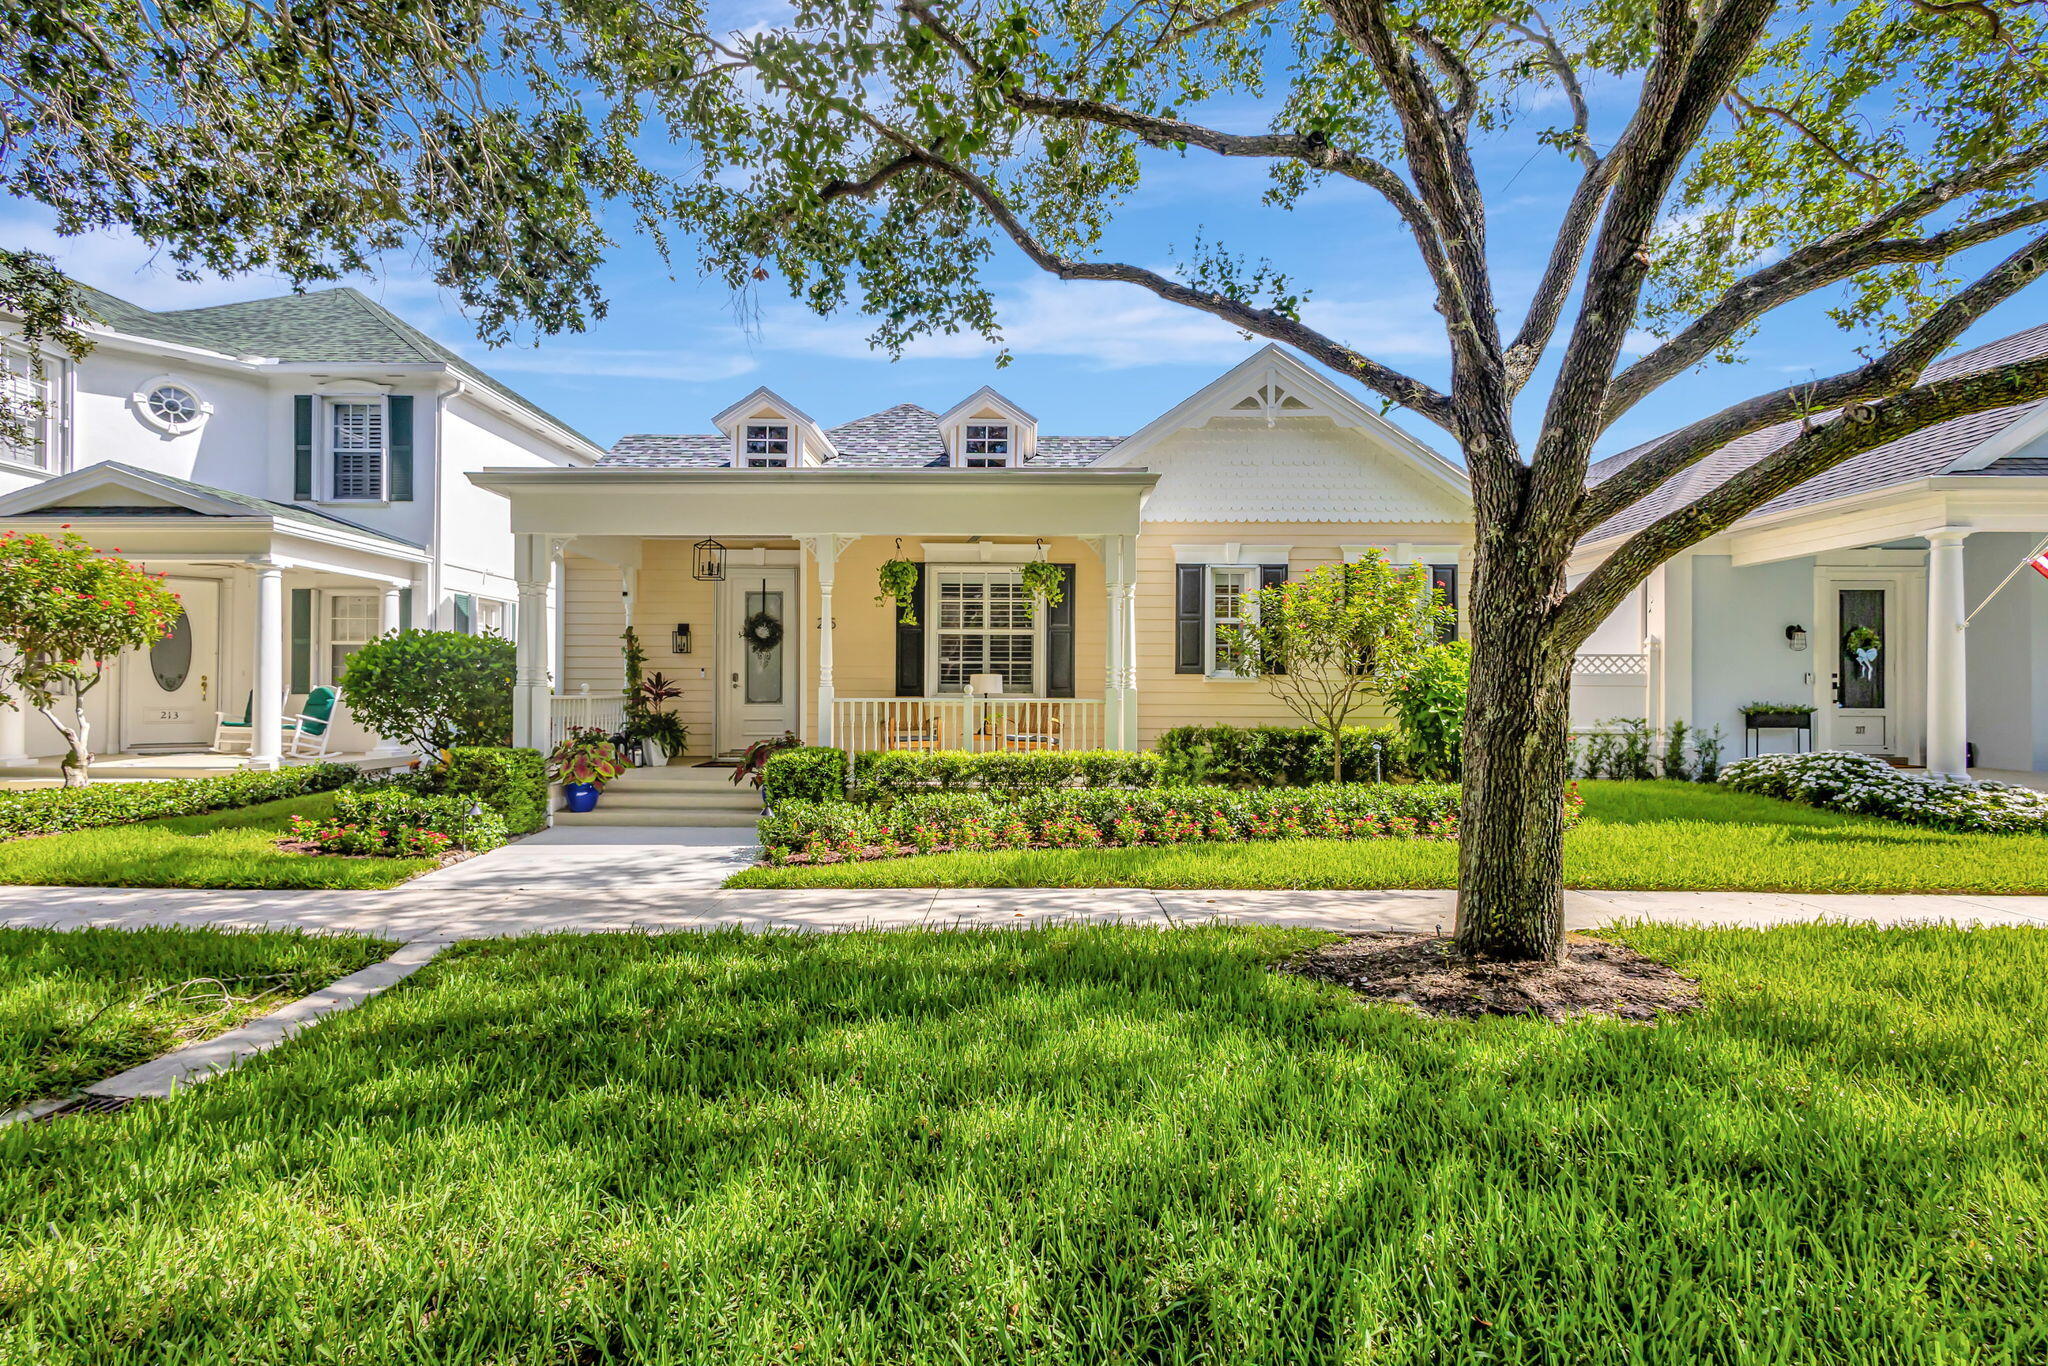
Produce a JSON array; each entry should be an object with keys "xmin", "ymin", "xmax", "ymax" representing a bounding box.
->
[
  {"xmin": 327, "ymin": 592, "xmax": 380, "ymax": 683},
  {"xmin": 1207, "ymin": 566, "xmax": 1258, "ymax": 678},
  {"xmin": 329, "ymin": 399, "xmax": 387, "ymax": 500},
  {"xmin": 1, "ymin": 347, "xmax": 62, "ymax": 471},
  {"xmin": 930, "ymin": 568, "xmax": 1039, "ymax": 694},
  {"xmin": 963, "ymin": 423, "xmax": 1011, "ymax": 467},
  {"xmin": 744, "ymin": 423, "xmax": 790, "ymax": 466},
  {"xmin": 133, "ymin": 375, "xmax": 212, "ymax": 434}
]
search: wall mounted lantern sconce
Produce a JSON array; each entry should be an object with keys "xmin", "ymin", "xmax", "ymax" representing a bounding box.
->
[
  {"xmin": 692, "ymin": 538, "xmax": 726, "ymax": 581},
  {"xmin": 673, "ymin": 623, "xmax": 692, "ymax": 654},
  {"xmin": 1785, "ymin": 624, "xmax": 1809, "ymax": 652}
]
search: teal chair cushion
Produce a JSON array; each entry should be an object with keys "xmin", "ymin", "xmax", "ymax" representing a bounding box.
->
[
  {"xmin": 298, "ymin": 686, "xmax": 336, "ymax": 736},
  {"xmin": 221, "ymin": 693, "xmax": 253, "ymax": 728}
]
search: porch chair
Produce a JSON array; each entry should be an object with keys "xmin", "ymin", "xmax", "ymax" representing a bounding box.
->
[
  {"xmin": 284, "ymin": 686, "xmax": 339, "ymax": 758},
  {"xmin": 212, "ymin": 693, "xmax": 255, "ymax": 752},
  {"xmin": 989, "ymin": 702, "xmax": 1062, "ymax": 752},
  {"xmin": 886, "ymin": 705, "xmax": 945, "ymax": 751}
]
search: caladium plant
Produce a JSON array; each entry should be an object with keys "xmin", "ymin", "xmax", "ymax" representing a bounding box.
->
[{"xmin": 549, "ymin": 726, "xmax": 627, "ymax": 788}]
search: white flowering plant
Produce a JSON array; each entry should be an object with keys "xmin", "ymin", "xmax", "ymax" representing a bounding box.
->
[{"xmin": 1720, "ymin": 751, "xmax": 2048, "ymax": 834}]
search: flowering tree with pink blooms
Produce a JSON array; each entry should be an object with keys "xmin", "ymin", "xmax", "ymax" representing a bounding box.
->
[{"xmin": 0, "ymin": 531, "xmax": 182, "ymax": 786}]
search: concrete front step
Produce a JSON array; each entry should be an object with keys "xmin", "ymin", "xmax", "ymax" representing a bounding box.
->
[
  {"xmin": 553, "ymin": 808, "xmax": 763, "ymax": 828},
  {"xmin": 605, "ymin": 766, "xmax": 750, "ymax": 792},
  {"xmin": 599, "ymin": 790, "xmax": 763, "ymax": 812}
]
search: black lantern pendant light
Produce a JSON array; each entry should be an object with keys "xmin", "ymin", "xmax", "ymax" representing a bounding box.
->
[{"xmin": 693, "ymin": 538, "xmax": 727, "ymax": 581}]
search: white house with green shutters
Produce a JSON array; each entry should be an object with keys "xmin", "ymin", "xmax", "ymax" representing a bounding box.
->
[{"xmin": 0, "ymin": 284, "xmax": 601, "ymax": 769}]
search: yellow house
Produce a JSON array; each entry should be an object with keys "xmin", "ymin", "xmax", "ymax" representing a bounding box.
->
[{"xmin": 471, "ymin": 347, "xmax": 1473, "ymax": 760}]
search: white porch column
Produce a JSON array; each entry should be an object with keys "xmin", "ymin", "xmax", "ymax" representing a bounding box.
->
[
  {"xmin": 0, "ymin": 649, "xmax": 29, "ymax": 764},
  {"xmin": 513, "ymin": 533, "xmax": 554, "ymax": 753},
  {"xmin": 805, "ymin": 535, "xmax": 850, "ymax": 747},
  {"xmin": 368, "ymin": 583, "xmax": 411, "ymax": 756},
  {"xmin": 1110, "ymin": 534, "xmax": 1140, "ymax": 750},
  {"xmin": 1926, "ymin": 527, "xmax": 1971, "ymax": 776},
  {"xmin": 250, "ymin": 559, "xmax": 285, "ymax": 771}
]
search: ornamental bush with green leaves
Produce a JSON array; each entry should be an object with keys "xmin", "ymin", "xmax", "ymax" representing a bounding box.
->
[
  {"xmin": 1379, "ymin": 641, "xmax": 1470, "ymax": 781},
  {"xmin": 1155, "ymin": 726, "xmax": 1404, "ymax": 788},
  {"xmin": 0, "ymin": 763, "xmax": 358, "ymax": 840},
  {"xmin": 1720, "ymin": 750, "xmax": 2048, "ymax": 834},
  {"xmin": 433, "ymin": 747, "xmax": 548, "ymax": 835},
  {"xmin": 0, "ymin": 530, "xmax": 184, "ymax": 786},
  {"xmin": 336, "ymin": 630, "xmax": 514, "ymax": 755},
  {"xmin": 288, "ymin": 789, "xmax": 508, "ymax": 858}
]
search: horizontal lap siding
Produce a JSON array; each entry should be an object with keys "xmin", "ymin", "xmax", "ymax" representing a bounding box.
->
[
  {"xmin": 632, "ymin": 539, "xmax": 736, "ymax": 757},
  {"xmin": 561, "ymin": 554, "xmax": 626, "ymax": 693},
  {"xmin": 1132, "ymin": 521, "xmax": 1473, "ymax": 748}
]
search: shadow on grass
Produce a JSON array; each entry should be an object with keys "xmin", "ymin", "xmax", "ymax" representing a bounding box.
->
[{"xmin": 3, "ymin": 923, "xmax": 2045, "ymax": 1365}]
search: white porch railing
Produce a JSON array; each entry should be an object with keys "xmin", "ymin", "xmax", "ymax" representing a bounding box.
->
[
  {"xmin": 834, "ymin": 698, "xmax": 1107, "ymax": 754},
  {"xmin": 549, "ymin": 693, "xmax": 627, "ymax": 749}
]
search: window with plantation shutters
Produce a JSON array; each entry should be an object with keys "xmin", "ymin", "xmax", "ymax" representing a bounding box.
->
[{"xmin": 329, "ymin": 400, "xmax": 386, "ymax": 499}]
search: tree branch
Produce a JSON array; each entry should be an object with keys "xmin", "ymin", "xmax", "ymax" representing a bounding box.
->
[
  {"xmin": 1556, "ymin": 351, "xmax": 2048, "ymax": 646},
  {"xmin": 1578, "ymin": 228, "xmax": 2048, "ymax": 535},
  {"xmin": 1724, "ymin": 90, "xmax": 1880, "ymax": 184}
]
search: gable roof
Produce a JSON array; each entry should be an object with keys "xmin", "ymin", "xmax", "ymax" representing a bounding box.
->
[
  {"xmin": 605, "ymin": 401, "xmax": 1122, "ymax": 469},
  {"xmin": 1585, "ymin": 323, "xmax": 2048, "ymax": 543},
  {"xmin": 59, "ymin": 282, "xmax": 597, "ymax": 453},
  {"xmin": 0, "ymin": 461, "xmax": 423, "ymax": 549}
]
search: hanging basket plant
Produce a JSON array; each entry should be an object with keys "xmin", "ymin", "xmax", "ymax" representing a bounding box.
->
[
  {"xmin": 742, "ymin": 609, "xmax": 784, "ymax": 656},
  {"xmin": 877, "ymin": 558, "xmax": 920, "ymax": 625},
  {"xmin": 1019, "ymin": 558, "xmax": 1066, "ymax": 621}
]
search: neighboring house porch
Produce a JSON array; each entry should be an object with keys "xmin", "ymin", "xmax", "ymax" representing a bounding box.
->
[{"xmin": 0, "ymin": 463, "xmax": 426, "ymax": 769}]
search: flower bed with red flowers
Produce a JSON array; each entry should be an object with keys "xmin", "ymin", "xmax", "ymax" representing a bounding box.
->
[
  {"xmin": 757, "ymin": 784, "xmax": 1585, "ymax": 866},
  {"xmin": 283, "ymin": 789, "xmax": 506, "ymax": 859}
]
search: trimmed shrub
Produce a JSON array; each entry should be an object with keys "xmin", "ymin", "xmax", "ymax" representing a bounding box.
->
[
  {"xmin": 1155, "ymin": 725, "xmax": 1404, "ymax": 787},
  {"xmin": 290, "ymin": 788, "xmax": 507, "ymax": 857},
  {"xmin": 1380, "ymin": 640, "xmax": 1469, "ymax": 780},
  {"xmin": 848, "ymin": 748, "xmax": 1160, "ymax": 802},
  {"xmin": 761, "ymin": 746, "xmax": 848, "ymax": 805},
  {"xmin": 756, "ymin": 782, "xmax": 1523, "ymax": 861},
  {"xmin": 0, "ymin": 763, "xmax": 358, "ymax": 840},
  {"xmin": 436, "ymin": 747, "xmax": 548, "ymax": 834},
  {"xmin": 1720, "ymin": 750, "xmax": 2048, "ymax": 833}
]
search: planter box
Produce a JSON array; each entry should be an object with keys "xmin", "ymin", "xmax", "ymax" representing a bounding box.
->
[{"xmin": 1742, "ymin": 711, "xmax": 1813, "ymax": 730}]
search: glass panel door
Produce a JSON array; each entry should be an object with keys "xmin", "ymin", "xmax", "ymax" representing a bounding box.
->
[{"xmin": 1838, "ymin": 588, "xmax": 1886, "ymax": 711}]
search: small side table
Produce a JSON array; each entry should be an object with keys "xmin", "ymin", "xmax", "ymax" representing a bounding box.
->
[{"xmin": 1742, "ymin": 711, "xmax": 1813, "ymax": 757}]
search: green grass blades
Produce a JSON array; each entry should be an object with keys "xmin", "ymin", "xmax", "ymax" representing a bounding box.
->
[
  {"xmin": 731, "ymin": 779, "xmax": 2048, "ymax": 893},
  {"xmin": 0, "ymin": 926, "xmax": 395, "ymax": 1107},
  {"xmin": 0, "ymin": 792, "xmax": 440, "ymax": 890},
  {"xmin": 2, "ymin": 923, "xmax": 2044, "ymax": 1363}
]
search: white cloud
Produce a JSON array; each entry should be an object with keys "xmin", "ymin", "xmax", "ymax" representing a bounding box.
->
[
  {"xmin": 466, "ymin": 345, "xmax": 757, "ymax": 383},
  {"xmin": 759, "ymin": 276, "xmax": 1448, "ymax": 370}
]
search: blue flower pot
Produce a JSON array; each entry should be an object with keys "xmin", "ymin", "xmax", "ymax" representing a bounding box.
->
[{"xmin": 563, "ymin": 782, "xmax": 600, "ymax": 813}]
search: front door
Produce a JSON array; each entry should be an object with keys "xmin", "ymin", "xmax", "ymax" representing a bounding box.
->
[
  {"xmin": 1829, "ymin": 584, "xmax": 1893, "ymax": 754},
  {"xmin": 125, "ymin": 577, "xmax": 221, "ymax": 750},
  {"xmin": 717, "ymin": 567, "xmax": 799, "ymax": 754}
]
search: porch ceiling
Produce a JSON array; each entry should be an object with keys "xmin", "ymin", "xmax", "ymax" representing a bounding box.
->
[{"xmin": 468, "ymin": 467, "xmax": 1159, "ymax": 538}]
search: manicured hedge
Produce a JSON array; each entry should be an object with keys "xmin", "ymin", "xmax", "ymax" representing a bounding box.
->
[
  {"xmin": 758, "ymin": 783, "xmax": 1484, "ymax": 862},
  {"xmin": 1721, "ymin": 750, "xmax": 2048, "ymax": 834},
  {"xmin": 436, "ymin": 747, "xmax": 548, "ymax": 834},
  {"xmin": 1156, "ymin": 725, "xmax": 1406, "ymax": 787},
  {"xmin": 850, "ymin": 749, "xmax": 1161, "ymax": 801},
  {"xmin": 0, "ymin": 763, "xmax": 360, "ymax": 840},
  {"xmin": 291, "ymin": 789, "xmax": 507, "ymax": 858},
  {"xmin": 761, "ymin": 746, "xmax": 848, "ymax": 805}
]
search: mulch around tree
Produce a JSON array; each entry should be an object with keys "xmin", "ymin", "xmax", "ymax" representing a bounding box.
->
[{"xmin": 1279, "ymin": 931, "xmax": 1703, "ymax": 1021}]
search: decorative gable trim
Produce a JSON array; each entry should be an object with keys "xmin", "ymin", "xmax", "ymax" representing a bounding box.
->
[{"xmin": 710, "ymin": 386, "xmax": 837, "ymax": 466}]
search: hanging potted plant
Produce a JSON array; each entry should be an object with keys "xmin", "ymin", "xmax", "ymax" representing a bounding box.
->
[
  {"xmin": 550, "ymin": 726, "xmax": 628, "ymax": 813},
  {"xmin": 877, "ymin": 557, "xmax": 920, "ymax": 625},
  {"xmin": 1843, "ymin": 625, "xmax": 1882, "ymax": 680},
  {"xmin": 1019, "ymin": 558, "xmax": 1066, "ymax": 622}
]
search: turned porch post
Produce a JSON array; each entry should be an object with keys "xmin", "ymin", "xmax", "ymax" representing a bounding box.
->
[{"xmin": 513, "ymin": 533, "xmax": 555, "ymax": 753}]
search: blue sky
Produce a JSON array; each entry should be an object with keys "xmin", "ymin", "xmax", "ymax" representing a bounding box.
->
[{"xmin": 7, "ymin": 26, "xmax": 2043, "ymax": 462}]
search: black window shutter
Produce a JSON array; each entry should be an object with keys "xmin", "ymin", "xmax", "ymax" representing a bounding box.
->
[
  {"xmin": 1260, "ymin": 564, "xmax": 1289, "ymax": 675},
  {"xmin": 894, "ymin": 564, "xmax": 926, "ymax": 696},
  {"xmin": 293, "ymin": 396, "xmax": 314, "ymax": 500},
  {"xmin": 1175, "ymin": 565, "xmax": 1205, "ymax": 674},
  {"xmin": 1045, "ymin": 564, "xmax": 1077, "ymax": 698},
  {"xmin": 399, "ymin": 587, "xmax": 413, "ymax": 632},
  {"xmin": 1430, "ymin": 563, "xmax": 1459, "ymax": 641},
  {"xmin": 388, "ymin": 395, "xmax": 415, "ymax": 501},
  {"xmin": 290, "ymin": 588, "xmax": 313, "ymax": 693}
]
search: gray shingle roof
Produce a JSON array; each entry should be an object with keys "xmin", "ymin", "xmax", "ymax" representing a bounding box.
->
[
  {"xmin": 70, "ymin": 283, "xmax": 595, "ymax": 450},
  {"xmin": 601, "ymin": 401, "xmax": 1125, "ymax": 468},
  {"xmin": 1585, "ymin": 324, "xmax": 2048, "ymax": 542}
]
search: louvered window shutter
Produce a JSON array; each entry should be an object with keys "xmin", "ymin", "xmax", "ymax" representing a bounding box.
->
[
  {"xmin": 1175, "ymin": 565, "xmax": 1205, "ymax": 674},
  {"xmin": 1429, "ymin": 563, "xmax": 1459, "ymax": 640},
  {"xmin": 388, "ymin": 395, "xmax": 415, "ymax": 501},
  {"xmin": 1045, "ymin": 564, "xmax": 1077, "ymax": 698},
  {"xmin": 399, "ymin": 587, "xmax": 413, "ymax": 631},
  {"xmin": 293, "ymin": 396, "xmax": 314, "ymax": 500},
  {"xmin": 1260, "ymin": 564, "xmax": 1289, "ymax": 675},
  {"xmin": 289, "ymin": 589, "xmax": 313, "ymax": 694},
  {"xmin": 329, "ymin": 401, "xmax": 386, "ymax": 500},
  {"xmin": 894, "ymin": 565, "xmax": 927, "ymax": 696}
]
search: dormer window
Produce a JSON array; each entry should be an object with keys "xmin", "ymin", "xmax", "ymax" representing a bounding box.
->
[
  {"xmin": 744, "ymin": 423, "xmax": 791, "ymax": 467},
  {"xmin": 963, "ymin": 424, "xmax": 1011, "ymax": 467}
]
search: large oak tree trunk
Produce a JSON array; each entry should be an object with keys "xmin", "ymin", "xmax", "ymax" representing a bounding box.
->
[{"xmin": 1455, "ymin": 540, "xmax": 1575, "ymax": 961}]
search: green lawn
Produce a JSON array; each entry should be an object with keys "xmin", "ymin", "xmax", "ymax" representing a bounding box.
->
[
  {"xmin": 2, "ymin": 923, "xmax": 2042, "ymax": 1362},
  {"xmin": 0, "ymin": 926, "xmax": 396, "ymax": 1109},
  {"xmin": 0, "ymin": 792, "xmax": 440, "ymax": 890},
  {"xmin": 731, "ymin": 779, "xmax": 2048, "ymax": 893}
]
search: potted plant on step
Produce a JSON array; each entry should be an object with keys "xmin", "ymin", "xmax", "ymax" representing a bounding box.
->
[{"xmin": 551, "ymin": 725, "xmax": 628, "ymax": 812}]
